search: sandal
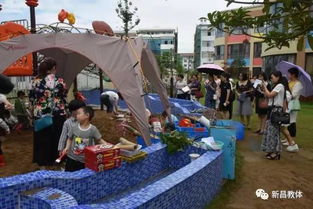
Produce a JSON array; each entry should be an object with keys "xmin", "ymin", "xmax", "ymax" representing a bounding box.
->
[
  {"xmin": 254, "ymin": 129, "xmax": 261, "ymax": 133},
  {"xmin": 266, "ymin": 152, "xmax": 280, "ymax": 160}
]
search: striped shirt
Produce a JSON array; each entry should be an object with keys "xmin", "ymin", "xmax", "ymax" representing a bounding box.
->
[{"xmin": 58, "ymin": 117, "xmax": 77, "ymax": 151}]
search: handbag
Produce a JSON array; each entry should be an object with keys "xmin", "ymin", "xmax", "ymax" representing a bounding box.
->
[
  {"xmin": 270, "ymin": 94, "xmax": 290, "ymax": 125},
  {"xmin": 258, "ymin": 97, "xmax": 268, "ymax": 109},
  {"xmin": 288, "ymin": 100, "xmax": 301, "ymax": 111},
  {"xmin": 34, "ymin": 115, "xmax": 53, "ymax": 132},
  {"xmin": 195, "ymin": 91, "xmax": 204, "ymax": 99}
]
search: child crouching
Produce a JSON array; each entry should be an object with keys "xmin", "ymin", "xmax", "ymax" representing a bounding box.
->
[{"xmin": 62, "ymin": 106, "xmax": 137, "ymax": 172}]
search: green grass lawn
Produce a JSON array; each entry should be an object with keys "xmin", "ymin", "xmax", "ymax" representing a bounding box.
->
[{"xmin": 204, "ymin": 101, "xmax": 313, "ymax": 209}]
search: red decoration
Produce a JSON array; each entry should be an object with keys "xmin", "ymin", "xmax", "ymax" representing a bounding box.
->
[
  {"xmin": 58, "ymin": 9, "xmax": 68, "ymax": 23},
  {"xmin": 25, "ymin": 0, "xmax": 39, "ymax": 7},
  {"xmin": 179, "ymin": 118, "xmax": 193, "ymax": 127},
  {"xmin": 92, "ymin": 21, "xmax": 114, "ymax": 36}
]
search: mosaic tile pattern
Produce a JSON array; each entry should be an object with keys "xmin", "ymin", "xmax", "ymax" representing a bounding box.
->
[
  {"xmin": 20, "ymin": 187, "xmax": 78, "ymax": 209},
  {"xmin": 0, "ymin": 143, "xmax": 223, "ymax": 209}
]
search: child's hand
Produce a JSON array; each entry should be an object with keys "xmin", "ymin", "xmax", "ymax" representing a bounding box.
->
[{"xmin": 61, "ymin": 148, "xmax": 68, "ymax": 156}]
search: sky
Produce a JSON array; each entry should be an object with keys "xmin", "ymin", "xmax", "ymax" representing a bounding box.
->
[{"xmin": 0, "ymin": 0, "xmax": 245, "ymax": 53}]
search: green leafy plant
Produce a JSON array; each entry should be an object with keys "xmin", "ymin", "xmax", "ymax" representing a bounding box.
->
[{"xmin": 160, "ymin": 131, "xmax": 192, "ymax": 154}]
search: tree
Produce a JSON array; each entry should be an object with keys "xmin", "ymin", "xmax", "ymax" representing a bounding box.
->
[
  {"xmin": 116, "ymin": 0, "xmax": 140, "ymax": 37},
  {"xmin": 207, "ymin": 0, "xmax": 313, "ymax": 51},
  {"xmin": 156, "ymin": 51, "xmax": 184, "ymax": 97},
  {"xmin": 229, "ymin": 57, "xmax": 247, "ymax": 77}
]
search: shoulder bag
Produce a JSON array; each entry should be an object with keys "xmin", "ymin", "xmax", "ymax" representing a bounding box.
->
[{"xmin": 270, "ymin": 92, "xmax": 290, "ymax": 125}]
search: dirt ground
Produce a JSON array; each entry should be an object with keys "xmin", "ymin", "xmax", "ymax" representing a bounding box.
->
[
  {"xmin": 224, "ymin": 131, "xmax": 313, "ymax": 209},
  {"xmin": 0, "ymin": 111, "xmax": 138, "ymax": 178},
  {"xmin": 1, "ymin": 112, "xmax": 313, "ymax": 209}
]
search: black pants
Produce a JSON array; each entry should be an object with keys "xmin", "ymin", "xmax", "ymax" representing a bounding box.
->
[
  {"xmin": 177, "ymin": 94, "xmax": 187, "ymax": 100},
  {"xmin": 100, "ymin": 94, "xmax": 113, "ymax": 113},
  {"xmin": 33, "ymin": 115, "xmax": 66, "ymax": 166},
  {"xmin": 65, "ymin": 157, "xmax": 85, "ymax": 172},
  {"xmin": 0, "ymin": 141, "xmax": 2, "ymax": 155},
  {"xmin": 288, "ymin": 122, "xmax": 296, "ymax": 137}
]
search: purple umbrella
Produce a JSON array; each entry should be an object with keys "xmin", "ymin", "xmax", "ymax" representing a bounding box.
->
[
  {"xmin": 276, "ymin": 61, "xmax": 313, "ymax": 97},
  {"xmin": 197, "ymin": 64, "xmax": 224, "ymax": 75}
]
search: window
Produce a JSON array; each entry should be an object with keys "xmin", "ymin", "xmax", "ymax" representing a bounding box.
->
[
  {"xmin": 254, "ymin": 42, "xmax": 262, "ymax": 58},
  {"xmin": 264, "ymin": 54, "xmax": 296, "ymax": 75},
  {"xmin": 164, "ymin": 41, "xmax": 168, "ymax": 44},
  {"xmin": 227, "ymin": 43, "xmax": 250, "ymax": 59},
  {"xmin": 207, "ymin": 31, "xmax": 211, "ymax": 36},
  {"xmin": 216, "ymin": 24, "xmax": 225, "ymax": 38},
  {"xmin": 215, "ymin": 45, "xmax": 225, "ymax": 60},
  {"xmin": 17, "ymin": 77, "xmax": 26, "ymax": 82}
]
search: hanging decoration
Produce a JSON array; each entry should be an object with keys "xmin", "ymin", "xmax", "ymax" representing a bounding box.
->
[{"xmin": 58, "ymin": 9, "xmax": 76, "ymax": 25}]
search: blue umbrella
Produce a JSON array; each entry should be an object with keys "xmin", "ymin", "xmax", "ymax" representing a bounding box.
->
[{"xmin": 276, "ymin": 61, "xmax": 313, "ymax": 97}]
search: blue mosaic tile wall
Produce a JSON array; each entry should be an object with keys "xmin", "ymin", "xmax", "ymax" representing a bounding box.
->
[
  {"xmin": 0, "ymin": 143, "xmax": 168, "ymax": 209},
  {"xmin": 72, "ymin": 149, "xmax": 223, "ymax": 209},
  {"xmin": 0, "ymin": 143, "xmax": 223, "ymax": 209},
  {"xmin": 20, "ymin": 187, "xmax": 78, "ymax": 209}
]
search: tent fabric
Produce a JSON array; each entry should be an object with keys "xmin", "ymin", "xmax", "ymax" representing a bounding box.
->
[{"xmin": 0, "ymin": 33, "xmax": 170, "ymax": 145}]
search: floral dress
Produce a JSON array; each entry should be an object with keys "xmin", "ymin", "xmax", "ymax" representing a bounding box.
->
[{"xmin": 29, "ymin": 74, "xmax": 67, "ymax": 118}]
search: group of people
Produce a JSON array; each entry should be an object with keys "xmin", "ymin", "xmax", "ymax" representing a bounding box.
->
[
  {"xmin": 175, "ymin": 72, "xmax": 235, "ymax": 119},
  {"xmin": 174, "ymin": 67, "xmax": 303, "ymax": 158},
  {"xmin": 0, "ymin": 57, "xmax": 137, "ymax": 172}
]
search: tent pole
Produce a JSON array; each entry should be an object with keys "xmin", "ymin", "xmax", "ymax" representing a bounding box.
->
[{"xmin": 99, "ymin": 68, "xmax": 104, "ymax": 110}]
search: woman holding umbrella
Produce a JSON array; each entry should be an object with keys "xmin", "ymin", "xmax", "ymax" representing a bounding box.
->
[{"xmin": 282, "ymin": 67, "xmax": 303, "ymax": 152}]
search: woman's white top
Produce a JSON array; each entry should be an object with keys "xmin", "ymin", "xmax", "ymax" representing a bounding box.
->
[
  {"xmin": 290, "ymin": 81, "xmax": 303, "ymax": 101},
  {"xmin": 175, "ymin": 80, "xmax": 187, "ymax": 95},
  {"xmin": 268, "ymin": 84, "xmax": 285, "ymax": 107}
]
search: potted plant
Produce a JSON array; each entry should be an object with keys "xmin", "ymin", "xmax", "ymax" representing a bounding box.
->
[{"xmin": 160, "ymin": 131, "xmax": 192, "ymax": 154}]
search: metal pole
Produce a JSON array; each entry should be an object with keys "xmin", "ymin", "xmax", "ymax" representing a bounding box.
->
[
  {"xmin": 29, "ymin": 6, "xmax": 38, "ymax": 76},
  {"xmin": 99, "ymin": 69, "xmax": 104, "ymax": 110}
]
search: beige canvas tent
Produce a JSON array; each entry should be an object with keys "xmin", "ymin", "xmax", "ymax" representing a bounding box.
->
[{"xmin": 0, "ymin": 33, "xmax": 171, "ymax": 145}]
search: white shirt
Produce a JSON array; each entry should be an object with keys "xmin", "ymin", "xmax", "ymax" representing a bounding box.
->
[
  {"xmin": 290, "ymin": 81, "xmax": 303, "ymax": 101},
  {"xmin": 101, "ymin": 91, "xmax": 119, "ymax": 103},
  {"xmin": 175, "ymin": 80, "xmax": 187, "ymax": 95},
  {"xmin": 268, "ymin": 84, "xmax": 285, "ymax": 107}
]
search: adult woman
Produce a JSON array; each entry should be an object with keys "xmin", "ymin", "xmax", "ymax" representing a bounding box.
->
[
  {"xmin": 254, "ymin": 73, "xmax": 271, "ymax": 135},
  {"xmin": 213, "ymin": 75, "xmax": 221, "ymax": 109},
  {"xmin": 219, "ymin": 72, "xmax": 231, "ymax": 119},
  {"xmin": 282, "ymin": 67, "xmax": 303, "ymax": 152},
  {"xmin": 175, "ymin": 74, "xmax": 188, "ymax": 99},
  {"xmin": 204, "ymin": 74, "xmax": 217, "ymax": 109},
  {"xmin": 29, "ymin": 57, "xmax": 67, "ymax": 168},
  {"xmin": 261, "ymin": 71, "xmax": 285, "ymax": 160},
  {"xmin": 236, "ymin": 72, "xmax": 253, "ymax": 128},
  {"xmin": 188, "ymin": 75, "xmax": 201, "ymax": 101}
]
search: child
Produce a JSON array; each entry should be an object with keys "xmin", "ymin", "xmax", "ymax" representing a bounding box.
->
[
  {"xmin": 58, "ymin": 99, "xmax": 86, "ymax": 154},
  {"xmin": 14, "ymin": 91, "xmax": 30, "ymax": 129},
  {"xmin": 62, "ymin": 106, "xmax": 137, "ymax": 172},
  {"xmin": 0, "ymin": 94, "xmax": 13, "ymax": 167}
]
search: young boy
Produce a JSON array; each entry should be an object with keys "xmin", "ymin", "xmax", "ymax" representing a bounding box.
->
[
  {"xmin": 58, "ymin": 99, "xmax": 86, "ymax": 154},
  {"xmin": 62, "ymin": 106, "xmax": 137, "ymax": 172}
]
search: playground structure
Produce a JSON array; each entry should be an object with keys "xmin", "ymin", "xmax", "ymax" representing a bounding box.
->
[
  {"xmin": 0, "ymin": 21, "xmax": 238, "ymax": 209},
  {"xmin": 0, "ymin": 30, "xmax": 171, "ymax": 145}
]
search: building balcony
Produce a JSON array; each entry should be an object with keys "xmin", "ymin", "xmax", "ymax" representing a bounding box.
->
[
  {"xmin": 202, "ymin": 36, "xmax": 215, "ymax": 41},
  {"xmin": 201, "ymin": 46, "xmax": 215, "ymax": 52},
  {"xmin": 160, "ymin": 44, "xmax": 175, "ymax": 50}
]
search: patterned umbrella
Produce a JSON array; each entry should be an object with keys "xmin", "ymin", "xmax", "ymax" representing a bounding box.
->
[{"xmin": 196, "ymin": 64, "xmax": 224, "ymax": 75}]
